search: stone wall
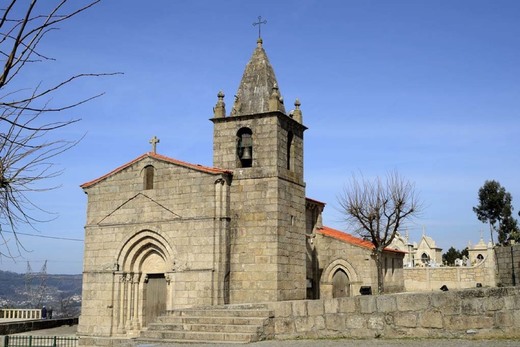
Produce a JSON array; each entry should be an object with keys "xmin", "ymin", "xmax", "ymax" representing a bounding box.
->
[
  {"xmin": 266, "ymin": 287, "xmax": 520, "ymax": 339},
  {"xmin": 495, "ymin": 244, "xmax": 520, "ymax": 287},
  {"xmin": 403, "ymin": 264, "xmax": 495, "ymax": 291},
  {"xmin": 404, "ymin": 248, "xmax": 496, "ymax": 291}
]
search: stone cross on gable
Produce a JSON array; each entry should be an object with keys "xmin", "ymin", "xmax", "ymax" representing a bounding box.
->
[
  {"xmin": 252, "ymin": 16, "xmax": 267, "ymax": 39},
  {"xmin": 149, "ymin": 136, "xmax": 160, "ymax": 154}
]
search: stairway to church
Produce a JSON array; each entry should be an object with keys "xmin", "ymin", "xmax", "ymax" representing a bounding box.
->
[{"xmin": 136, "ymin": 304, "xmax": 274, "ymax": 344}]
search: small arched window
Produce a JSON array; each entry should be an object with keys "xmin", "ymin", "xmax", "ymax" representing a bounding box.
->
[
  {"xmin": 421, "ymin": 253, "xmax": 430, "ymax": 264},
  {"xmin": 144, "ymin": 165, "xmax": 154, "ymax": 190},
  {"xmin": 237, "ymin": 128, "xmax": 253, "ymax": 168}
]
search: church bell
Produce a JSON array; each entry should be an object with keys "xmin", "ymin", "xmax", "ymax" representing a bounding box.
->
[
  {"xmin": 238, "ymin": 133, "xmax": 253, "ymax": 160},
  {"xmin": 241, "ymin": 146, "xmax": 252, "ymax": 160}
]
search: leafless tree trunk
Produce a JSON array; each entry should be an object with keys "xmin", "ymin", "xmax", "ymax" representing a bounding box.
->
[
  {"xmin": 338, "ymin": 171, "xmax": 422, "ymax": 294},
  {"xmin": 0, "ymin": 0, "xmax": 119, "ymax": 257}
]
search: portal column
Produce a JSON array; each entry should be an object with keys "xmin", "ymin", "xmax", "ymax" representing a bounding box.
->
[
  {"xmin": 117, "ymin": 273, "xmax": 127, "ymax": 334},
  {"xmin": 132, "ymin": 273, "xmax": 141, "ymax": 330},
  {"xmin": 125, "ymin": 272, "xmax": 133, "ymax": 330}
]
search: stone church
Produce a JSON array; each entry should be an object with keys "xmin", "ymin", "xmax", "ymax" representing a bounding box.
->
[{"xmin": 77, "ymin": 38, "xmax": 404, "ymax": 341}]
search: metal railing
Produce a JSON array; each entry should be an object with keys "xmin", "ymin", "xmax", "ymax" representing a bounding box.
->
[{"xmin": 3, "ymin": 335, "xmax": 78, "ymax": 347}]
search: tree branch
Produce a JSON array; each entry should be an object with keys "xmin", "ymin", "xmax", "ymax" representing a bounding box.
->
[{"xmin": 0, "ymin": 0, "xmax": 117, "ymax": 259}]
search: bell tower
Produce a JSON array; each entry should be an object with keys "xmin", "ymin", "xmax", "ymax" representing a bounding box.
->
[{"xmin": 211, "ymin": 38, "xmax": 307, "ymax": 303}]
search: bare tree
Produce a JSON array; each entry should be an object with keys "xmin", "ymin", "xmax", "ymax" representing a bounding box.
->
[
  {"xmin": 0, "ymin": 0, "xmax": 118, "ymax": 257},
  {"xmin": 338, "ymin": 172, "xmax": 422, "ymax": 294}
]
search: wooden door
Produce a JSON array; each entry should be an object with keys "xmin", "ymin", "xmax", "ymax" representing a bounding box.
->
[
  {"xmin": 332, "ymin": 269, "xmax": 350, "ymax": 298},
  {"xmin": 143, "ymin": 274, "xmax": 166, "ymax": 326}
]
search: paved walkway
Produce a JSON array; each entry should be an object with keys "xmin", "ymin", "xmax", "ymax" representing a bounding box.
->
[
  {"xmin": 7, "ymin": 324, "xmax": 77, "ymax": 337},
  {"xmin": 132, "ymin": 338, "xmax": 520, "ymax": 346},
  {"xmin": 4, "ymin": 325, "xmax": 519, "ymax": 346},
  {"xmin": 252, "ymin": 340, "xmax": 518, "ymax": 347}
]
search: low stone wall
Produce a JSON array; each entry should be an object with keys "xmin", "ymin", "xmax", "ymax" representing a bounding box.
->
[{"xmin": 265, "ymin": 287, "xmax": 520, "ymax": 339}]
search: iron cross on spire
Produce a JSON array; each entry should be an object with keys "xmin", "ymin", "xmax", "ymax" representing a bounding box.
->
[
  {"xmin": 252, "ymin": 16, "xmax": 267, "ymax": 39},
  {"xmin": 149, "ymin": 136, "xmax": 160, "ymax": 154}
]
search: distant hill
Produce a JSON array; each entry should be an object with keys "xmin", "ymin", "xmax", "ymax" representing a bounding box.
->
[
  {"xmin": 0, "ymin": 270, "xmax": 82, "ymax": 317},
  {"xmin": 0, "ymin": 270, "xmax": 21, "ymax": 300}
]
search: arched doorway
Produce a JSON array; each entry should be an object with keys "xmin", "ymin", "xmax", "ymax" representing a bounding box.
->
[
  {"xmin": 140, "ymin": 250, "xmax": 167, "ymax": 327},
  {"xmin": 332, "ymin": 268, "xmax": 350, "ymax": 298},
  {"xmin": 115, "ymin": 230, "xmax": 174, "ymax": 333},
  {"xmin": 321, "ymin": 259, "xmax": 360, "ymax": 299}
]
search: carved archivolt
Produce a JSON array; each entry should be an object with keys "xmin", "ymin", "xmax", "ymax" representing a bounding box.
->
[
  {"xmin": 116, "ymin": 229, "xmax": 175, "ymax": 273},
  {"xmin": 321, "ymin": 258, "xmax": 360, "ymax": 285}
]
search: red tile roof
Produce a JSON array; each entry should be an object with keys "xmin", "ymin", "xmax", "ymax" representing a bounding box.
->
[
  {"xmin": 317, "ymin": 226, "xmax": 404, "ymax": 254},
  {"xmin": 81, "ymin": 152, "xmax": 232, "ymax": 189}
]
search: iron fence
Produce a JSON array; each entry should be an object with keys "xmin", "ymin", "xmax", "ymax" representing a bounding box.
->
[{"xmin": 3, "ymin": 335, "xmax": 78, "ymax": 347}]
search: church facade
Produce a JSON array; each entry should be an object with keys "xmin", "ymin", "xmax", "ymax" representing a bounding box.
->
[{"xmin": 77, "ymin": 38, "xmax": 404, "ymax": 341}]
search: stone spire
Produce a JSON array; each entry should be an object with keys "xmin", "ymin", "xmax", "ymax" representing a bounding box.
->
[{"xmin": 232, "ymin": 39, "xmax": 286, "ymax": 116}]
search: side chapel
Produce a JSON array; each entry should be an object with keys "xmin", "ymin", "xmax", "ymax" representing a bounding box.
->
[{"xmin": 78, "ymin": 38, "xmax": 404, "ymax": 339}]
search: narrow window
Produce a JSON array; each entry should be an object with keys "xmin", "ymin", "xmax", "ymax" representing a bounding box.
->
[
  {"xmin": 287, "ymin": 131, "xmax": 294, "ymax": 170},
  {"xmin": 144, "ymin": 165, "xmax": 154, "ymax": 190},
  {"xmin": 237, "ymin": 128, "xmax": 253, "ymax": 168}
]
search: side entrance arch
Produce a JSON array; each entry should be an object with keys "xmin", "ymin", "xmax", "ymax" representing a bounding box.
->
[{"xmin": 321, "ymin": 259, "xmax": 361, "ymax": 299}]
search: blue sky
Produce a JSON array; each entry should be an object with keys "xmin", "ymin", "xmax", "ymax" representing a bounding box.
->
[{"xmin": 1, "ymin": 0, "xmax": 519, "ymax": 274}]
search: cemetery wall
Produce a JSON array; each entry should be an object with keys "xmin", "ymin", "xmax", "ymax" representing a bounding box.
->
[
  {"xmin": 403, "ymin": 259, "xmax": 496, "ymax": 291},
  {"xmin": 266, "ymin": 287, "xmax": 520, "ymax": 340}
]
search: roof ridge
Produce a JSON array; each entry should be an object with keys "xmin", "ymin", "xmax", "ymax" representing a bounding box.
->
[{"xmin": 81, "ymin": 152, "xmax": 231, "ymax": 189}]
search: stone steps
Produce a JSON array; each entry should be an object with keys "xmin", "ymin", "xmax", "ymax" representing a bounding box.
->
[
  {"xmin": 141, "ymin": 330, "xmax": 260, "ymax": 342},
  {"xmin": 147, "ymin": 322, "xmax": 262, "ymax": 333},
  {"xmin": 137, "ymin": 304, "xmax": 274, "ymax": 344},
  {"xmin": 155, "ymin": 315, "xmax": 268, "ymax": 326},
  {"xmin": 168, "ymin": 305, "xmax": 272, "ymax": 317}
]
